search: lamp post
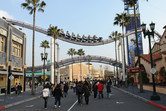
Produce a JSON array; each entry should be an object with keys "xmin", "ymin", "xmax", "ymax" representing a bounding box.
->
[
  {"xmin": 141, "ymin": 22, "xmax": 160, "ymax": 100},
  {"xmin": 41, "ymin": 52, "xmax": 48, "ymax": 87}
]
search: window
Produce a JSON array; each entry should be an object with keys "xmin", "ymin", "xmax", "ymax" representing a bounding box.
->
[
  {"xmin": 12, "ymin": 41, "xmax": 22, "ymax": 57},
  {"xmin": 0, "ymin": 36, "xmax": 5, "ymax": 52}
]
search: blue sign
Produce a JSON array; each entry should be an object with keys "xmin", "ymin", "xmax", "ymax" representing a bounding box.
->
[{"xmin": 126, "ymin": 14, "xmax": 143, "ymax": 67}]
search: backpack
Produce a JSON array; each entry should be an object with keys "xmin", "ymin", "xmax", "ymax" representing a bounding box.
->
[{"xmin": 77, "ymin": 85, "xmax": 83, "ymax": 94}]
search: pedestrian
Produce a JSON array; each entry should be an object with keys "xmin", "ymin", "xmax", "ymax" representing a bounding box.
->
[
  {"xmin": 29, "ymin": 82, "xmax": 32, "ymax": 89},
  {"xmin": 92, "ymin": 82, "xmax": 98, "ymax": 98},
  {"xmin": 106, "ymin": 82, "xmax": 111, "ymax": 98},
  {"xmin": 15, "ymin": 83, "xmax": 18, "ymax": 94},
  {"xmin": 97, "ymin": 81, "xmax": 104, "ymax": 99},
  {"xmin": 42, "ymin": 85, "xmax": 50, "ymax": 109},
  {"xmin": 53, "ymin": 84, "xmax": 63, "ymax": 108},
  {"xmin": 73, "ymin": 82, "xmax": 76, "ymax": 93},
  {"xmin": 76, "ymin": 81, "xmax": 83, "ymax": 105},
  {"xmin": 17, "ymin": 83, "xmax": 22, "ymax": 95},
  {"xmin": 83, "ymin": 81, "xmax": 91, "ymax": 104},
  {"xmin": 63, "ymin": 82, "xmax": 69, "ymax": 97}
]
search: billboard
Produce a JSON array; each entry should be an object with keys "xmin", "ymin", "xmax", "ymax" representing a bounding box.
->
[{"xmin": 126, "ymin": 14, "xmax": 143, "ymax": 67}]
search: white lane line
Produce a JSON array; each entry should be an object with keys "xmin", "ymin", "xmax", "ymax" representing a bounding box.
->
[{"xmin": 67, "ymin": 100, "xmax": 78, "ymax": 111}]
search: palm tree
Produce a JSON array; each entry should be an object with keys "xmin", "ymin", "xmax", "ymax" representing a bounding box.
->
[
  {"xmin": 47, "ymin": 25, "xmax": 60, "ymax": 84},
  {"xmin": 40, "ymin": 40, "xmax": 50, "ymax": 87},
  {"xmin": 67, "ymin": 48, "xmax": 77, "ymax": 81},
  {"xmin": 21, "ymin": 0, "xmax": 46, "ymax": 95},
  {"xmin": 124, "ymin": 0, "xmax": 148, "ymax": 92},
  {"xmin": 109, "ymin": 31, "xmax": 121, "ymax": 82},
  {"xmin": 114, "ymin": 13, "xmax": 130, "ymax": 86},
  {"xmin": 77, "ymin": 49, "xmax": 85, "ymax": 81}
]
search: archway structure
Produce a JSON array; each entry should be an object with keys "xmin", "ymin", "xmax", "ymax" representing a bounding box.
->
[{"xmin": 26, "ymin": 55, "xmax": 124, "ymax": 72}]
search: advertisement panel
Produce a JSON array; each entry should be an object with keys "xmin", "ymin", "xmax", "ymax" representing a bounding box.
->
[{"xmin": 126, "ymin": 14, "xmax": 143, "ymax": 67}]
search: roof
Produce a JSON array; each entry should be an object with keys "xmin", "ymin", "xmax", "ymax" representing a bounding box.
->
[
  {"xmin": 135, "ymin": 54, "xmax": 162, "ymax": 66},
  {"xmin": 140, "ymin": 54, "xmax": 162, "ymax": 63}
]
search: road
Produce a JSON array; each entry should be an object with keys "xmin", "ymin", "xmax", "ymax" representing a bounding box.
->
[{"xmin": 3, "ymin": 88, "xmax": 162, "ymax": 111}]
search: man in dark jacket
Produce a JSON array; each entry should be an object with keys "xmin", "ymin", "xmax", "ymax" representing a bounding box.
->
[
  {"xmin": 76, "ymin": 81, "xmax": 83, "ymax": 104},
  {"xmin": 63, "ymin": 83, "xmax": 69, "ymax": 97},
  {"xmin": 83, "ymin": 81, "xmax": 91, "ymax": 104},
  {"xmin": 106, "ymin": 82, "xmax": 111, "ymax": 98},
  {"xmin": 53, "ymin": 84, "xmax": 63, "ymax": 108},
  {"xmin": 92, "ymin": 82, "xmax": 98, "ymax": 98}
]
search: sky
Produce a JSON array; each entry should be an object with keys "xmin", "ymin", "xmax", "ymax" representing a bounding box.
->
[{"xmin": 0, "ymin": 0, "xmax": 166, "ymax": 70}]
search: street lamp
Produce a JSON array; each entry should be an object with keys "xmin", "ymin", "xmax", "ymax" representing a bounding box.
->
[
  {"xmin": 141, "ymin": 22, "xmax": 160, "ymax": 100},
  {"xmin": 41, "ymin": 52, "xmax": 48, "ymax": 87}
]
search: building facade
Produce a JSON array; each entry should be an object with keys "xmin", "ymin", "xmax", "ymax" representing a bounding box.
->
[
  {"xmin": 129, "ymin": 26, "xmax": 166, "ymax": 85},
  {"xmin": 0, "ymin": 18, "xmax": 26, "ymax": 95}
]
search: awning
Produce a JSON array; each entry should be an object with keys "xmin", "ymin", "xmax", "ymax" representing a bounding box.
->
[
  {"xmin": 0, "ymin": 71, "xmax": 8, "ymax": 75},
  {"xmin": 127, "ymin": 67, "xmax": 145, "ymax": 73},
  {"xmin": 12, "ymin": 72, "xmax": 24, "ymax": 75}
]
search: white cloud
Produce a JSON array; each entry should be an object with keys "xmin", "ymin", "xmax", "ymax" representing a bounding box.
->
[{"xmin": 0, "ymin": 10, "xmax": 13, "ymax": 19}]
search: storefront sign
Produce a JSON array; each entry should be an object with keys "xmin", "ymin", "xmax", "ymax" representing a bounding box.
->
[
  {"xmin": 12, "ymin": 34, "xmax": 23, "ymax": 44},
  {"xmin": 0, "ymin": 28, "xmax": 7, "ymax": 36}
]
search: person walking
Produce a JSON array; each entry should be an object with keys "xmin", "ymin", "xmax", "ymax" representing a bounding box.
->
[
  {"xmin": 42, "ymin": 85, "xmax": 50, "ymax": 109},
  {"xmin": 63, "ymin": 82, "xmax": 69, "ymax": 97},
  {"xmin": 53, "ymin": 84, "xmax": 63, "ymax": 108},
  {"xmin": 73, "ymin": 82, "xmax": 76, "ymax": 93},
  {"xmin": 92, "ymin": 82, "xmax": 98, "ymax": 98},
  {"xmin": 83, "ymin": 81, "xmax": 91, "ymax": 104},
  {"xmin": 97, "ymin": 81, "xmax": 104, "ymax": 99},
  {"xmin": 76, "ymin": 81, "xmax": 83, "ymax": 105},
  {"xmin": 17, "ymin": 83, "xmax": 22, "ymax": 95},
  {"xmin": 15, "ymin": 83, "xmax": 18, "ymax": 94},
  {"xmin": 106, "ymin": 81, "xmax": 111, "ymax": 99}
]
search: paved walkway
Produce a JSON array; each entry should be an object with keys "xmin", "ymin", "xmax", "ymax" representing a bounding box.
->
[
  {"xmin": 120, "ymin": 85, "xmax": 166, "ymax": 107},
  {"xmin": 0, "ymin": 85, "xmax": 166, "ymax": 111},
  {"xmin": 0, "ymin": 85, "xmax": 43, "ymax": 109}
]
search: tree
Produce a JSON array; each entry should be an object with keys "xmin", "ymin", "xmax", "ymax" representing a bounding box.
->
[
  {"xmin": 77, "ymin": 49, "xmax": 85, "ymax": 81},
  {"xmin": 67, "ymin": 48, "xmax": 77, "ymax": 81},
  {"xmin": 114, "ymin": 13, "xmax": 130, "ymax": 86},
  {"xmin": 21, "ymin": 0, "xmax": 46, "ymax": 95},
  {"xmin": 124, "ymin": 0, "xmax": 148, "ymax": 92},
  {"xmin": 40, "ymin": 40, "xmax": 50, "ymax": 86},
  {"xmin": 47, "ymin": 25, "xmax": 60, "ymax": 84},
  {"xmin": 109, "ymin": 31, "xmax": 121, "ymax": 81}
]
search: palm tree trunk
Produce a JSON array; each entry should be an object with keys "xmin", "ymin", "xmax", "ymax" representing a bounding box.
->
[
  {"xmin": 31, "ymin": 10, "xmax": 36, "ymax": 95},
  {"xmin": 80, "ymin": 62, "xmax": 81, "ymax": 81},
  {"xmin": 43, "ymin": 48, "xmax": 46, "ymax": 87},
  {"xmin": 133, "ymin": 2, "xmax": 143, "ymax": 92},
  {"xmin": 72, "ymin": 56, "xmax": 74, "ymax": 81}
]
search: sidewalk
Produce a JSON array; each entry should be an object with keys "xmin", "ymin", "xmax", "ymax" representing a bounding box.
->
[
  {"xmin": 0, "ymin": 85, "xmax": 43, "ymax": 110},
  {"xmin": 115, "ymin": 85, "xmax": 166, "ymax": 111}
]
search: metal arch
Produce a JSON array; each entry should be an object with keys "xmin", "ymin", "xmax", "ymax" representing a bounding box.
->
[{"xmin": 26, "ymin": 55, "xmax": 124, "ymax": 72}]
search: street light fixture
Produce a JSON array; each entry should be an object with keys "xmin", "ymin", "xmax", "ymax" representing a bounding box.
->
[
  {"xmin": 41, "ymin": 52, "xmax": 48, "ymax": 87},
  {"xmin": 141, "ymin": 22, "xmax": 160, "ymax": 100}
]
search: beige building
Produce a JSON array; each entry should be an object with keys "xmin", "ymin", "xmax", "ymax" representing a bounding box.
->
[
  {"xmin": 128, "ymin": 26, "xmax": 166, "ymax": 84},
  {"xmin": 0, "ymin": 18, "xmax": 26, "ymax": 94},
  {"xmin": 59, "ymin": 63, "xmax": 105, "ymax": 81}
]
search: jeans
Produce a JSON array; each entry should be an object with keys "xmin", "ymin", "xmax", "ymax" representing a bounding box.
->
[
  {"xmin": 64, "ymin": 92, "xmax": 68, "ymax": 97},
  {"xmin": 107, "ymin": 92, "xmax": 111, "ymax": 98},
  {"xmin": 43, "ymin": 97, "xmax": 48, "ymax": 108},
  {"xmin": 55, "ymin": 97, "xmax": 61, "ymax": 106},
  {"xmin": 98, "ymin": 91, "xmax": 103, "ymax": 99},
  {"xmin": 78, "ymin": 94, "xmax": 83, "ymax": 104}
]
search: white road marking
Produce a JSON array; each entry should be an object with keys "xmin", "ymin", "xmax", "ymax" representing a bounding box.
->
[
  {"xmin": 25, "ymin": 105, "xmax": 34, "ymax": 107},
  {"xmin": 67, "ymin": 100, "xmax": 78, "ymax": 111},
  {"xmin": 116, "ymin": 101, "xmax": 124, "ymax": 104}
]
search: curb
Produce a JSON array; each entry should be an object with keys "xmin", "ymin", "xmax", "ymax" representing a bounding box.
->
[
  {"xmin": 115, "ymin": 87, "xmax": 166, "ymax": 111},
  {"xmin": 0, "ymin": 96, "xmax": 40, "ymax": 110}
]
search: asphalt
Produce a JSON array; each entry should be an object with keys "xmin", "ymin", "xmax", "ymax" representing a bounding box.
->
[{"xmin": 0, "ymin": 85, "xmax": 166, "ymax": 111}]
